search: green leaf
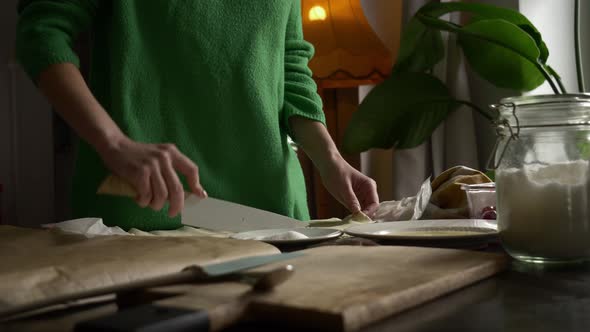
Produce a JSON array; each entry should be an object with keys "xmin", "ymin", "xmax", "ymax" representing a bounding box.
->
[
  {"xmin": 517, "ymin": 24, "xmax": 548, "ymax": 63},
  {"xmin": 458, "ymin": 19, "xmax": 545, "ymax": 91},
  {"xmin": 417, "ymin": 14, "xmax": 557, "ymax": 92},
  {"xmin": 418, "ymin": 2, "xmax": 549, "ymax": 62},
  {"xmin": 342, "ymin": 72, "xmax": 460, "ymax": 153},
  {"xmin": 393, "ymin": 17, "xmax": 445, "ymax": 73}
]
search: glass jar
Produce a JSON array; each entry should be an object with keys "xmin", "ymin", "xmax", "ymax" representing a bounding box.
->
[
  {"xmin": 492, "ymin": 94, "xmax": 590, "ymax": 264},
  {"xmin": 460, "ymin": 183, "xmax": 496, "ymax": 219}
]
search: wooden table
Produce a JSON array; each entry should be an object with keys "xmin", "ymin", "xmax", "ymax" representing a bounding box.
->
[{"xmin": 4, "ymin": 246, "xmax": 590, "ymax": 332}]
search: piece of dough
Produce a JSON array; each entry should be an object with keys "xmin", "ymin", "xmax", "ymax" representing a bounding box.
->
[
  {"xmin": 343, "ymin": 211, "xmax": 373, "ymax": 223},
  {"xmin": 308, "ymin": 212, "xmax": 373, "ymax": 231}
]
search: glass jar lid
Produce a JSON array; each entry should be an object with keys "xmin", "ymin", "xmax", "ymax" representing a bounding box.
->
[
  {"xmin": 460, "ymin": 182, "xmax": 496, "ymax": 192},
  {"xmin": 493, "ymin": 94, "xmax": 590, "ymax": 128}
]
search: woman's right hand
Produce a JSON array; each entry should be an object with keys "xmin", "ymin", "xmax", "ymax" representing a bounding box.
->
[
  {"xmin": 97, "ymin": 135, "xmax": 206, "ymax": 217},
  {"xmin": 36, "ymin": 63, "xmax": 204, "ymax": 217}
]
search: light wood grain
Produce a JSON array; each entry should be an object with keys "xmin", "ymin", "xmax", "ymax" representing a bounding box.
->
[
  {"xmin": 0, "ymin": 226, "xmax": 507, "ymax": 331},
  {"xmin": 148, "ymin": 246, "xmax": 508, "ymax": 331}
]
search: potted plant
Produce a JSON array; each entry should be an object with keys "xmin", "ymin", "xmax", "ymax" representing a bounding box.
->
[
  {"xmin": 342, "ymin": 1, "xmax": 590, "ymax": 265},
  {"xmin": 342, "ymin": 1, "xmax": 584, "ymax": 153}
]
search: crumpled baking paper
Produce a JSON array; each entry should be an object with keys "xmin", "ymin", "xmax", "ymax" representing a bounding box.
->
[{"xmin": 43, "ymin": 218, "xmax": 233, "ymax": 238}]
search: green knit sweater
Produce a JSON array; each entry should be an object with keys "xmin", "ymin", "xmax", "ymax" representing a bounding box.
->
[{"xmin": 16, "ymin": 0, "xmax": 325, "ymax": 231}]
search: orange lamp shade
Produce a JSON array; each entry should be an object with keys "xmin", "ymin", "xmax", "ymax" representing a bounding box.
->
[{"xmin": 301, "ymin": 0, "xmax": 400, "ymax": 83}]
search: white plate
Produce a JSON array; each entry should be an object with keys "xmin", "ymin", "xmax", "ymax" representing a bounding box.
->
[
  {"xmin": 344, "ymin": 219, "xmax": 498, "ymax": 241},
  {"xmin": 231, "ymin": 228, "xmax": 342, "ymax": 245}
]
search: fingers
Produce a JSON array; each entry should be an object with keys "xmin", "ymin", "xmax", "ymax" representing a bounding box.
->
[
  {"xmin": 345, "ymin": 184, "xmax": 362, "ymax": 213},
  {"xmin": 104, "ymin": 139, "xmax": 204, "ymax": 216},
  {"xmin": 155, "ymin": 144, "xmax": 193, "ymax": 217},
  {"xmin": 363, "ymin": 202, "xmax": 380, "ymax": 218},
  {"xmin": 153, "ymin": 143, "xmax": 206, "ymax": 216},
  {"xmin": 169, "ymin": 145, "xmax": 206, "ymax": 198},
  {"xmin": 161, "ymin": 157, "xmax": 185, "ymax": 217},
  {"xmin": 131, "ymin": 143, "xmax": 198, "ymax": 216},
  {"xmin": 134, "ymin": 166, "xmax": 152, "ymax": 208},
  {"xmin": 343, "ymin": 174, "xmax": 379, "ymax": 217},
  {"xmin": 361, "ymin": 179, "xmax": 379, "ymax": 217},
  {"xmin": 149, "ymin": 162, "xmax": 168, "ymax": 210}
]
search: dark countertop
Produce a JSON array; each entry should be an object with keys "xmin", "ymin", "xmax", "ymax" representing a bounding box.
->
[
  {"xmin": 4, "ymin": 245, "xmax": 590, "ymax": 332},
  {"xmin": 365, "ymin": 261, "xmax": 590, "ymax": 332}
]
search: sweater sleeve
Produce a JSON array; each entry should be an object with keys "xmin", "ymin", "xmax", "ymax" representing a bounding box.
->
[
  {"xmin": 15, "ymin": 0, "xmax": 98, "ymax": 81},
  {"xmin": 281, "ymin": 0, "xmax": 326, "ymax": 138}
]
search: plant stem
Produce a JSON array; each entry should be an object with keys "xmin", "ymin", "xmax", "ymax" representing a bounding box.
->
[
  {"xmin": 453, "ymin": 100, "xmax": 496, "ymax": 121},
  {"xmin": 529, "ymin": 62, "xmax": 560, "ymax": 94},
  {"xmin": 546, "ymin": 64, "xmax": 567, "ymax": 94},
  {"xmin": 556, "ymin": 78, "xmax": 567, "ymax": 94},
  {"xmin": 417, "ymin": 13, "xmax": 561, "ymax": 94},
  {"xmin": 413, "ymin": 98, "xmax": 496, "ymax": 121},
  {"xmin": 575, "ymin": 0, "xmax": 586, "ymax": 92}
]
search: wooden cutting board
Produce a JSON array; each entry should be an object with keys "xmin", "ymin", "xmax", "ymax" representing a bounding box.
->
[{"xmin": 117, "ymin": 246, "xmax": 508, "ymax": 332}]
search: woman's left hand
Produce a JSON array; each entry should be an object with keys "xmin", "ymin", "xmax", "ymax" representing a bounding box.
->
[
  {"xmin": 287, "ymin": 116, "xmax": 379, "ymax": 217},
  {"xmin": 319, "ymin": 157, "xmax": 379, "ymax": 217}
]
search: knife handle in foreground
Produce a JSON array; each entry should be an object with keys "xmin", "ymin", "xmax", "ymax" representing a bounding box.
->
[{"xmin": 0, "ymin": 264, "xmax": 294, "ymax": 321}]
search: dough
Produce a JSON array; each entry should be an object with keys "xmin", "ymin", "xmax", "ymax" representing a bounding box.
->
[{"xmin": 343, "ymin": 211, "xmax": 372, "ymax": 223}]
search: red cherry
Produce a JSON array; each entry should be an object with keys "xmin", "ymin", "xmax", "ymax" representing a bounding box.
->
[
  {"xmin": 482, "ymin": 206, "xmax": 496, "ymax": 213},
  {"xmin": 481, "ymin": 210, "xmax": 497, "ymax": 220}
]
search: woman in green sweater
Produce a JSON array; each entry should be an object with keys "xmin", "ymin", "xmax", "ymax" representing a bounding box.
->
[{"xmin": 16, "ymin": 0, "xmax": 379, "ymax": 231}]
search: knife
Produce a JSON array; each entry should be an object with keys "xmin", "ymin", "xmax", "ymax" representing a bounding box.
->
[
  {"xmin": 0, "ymin": 252, "xmax": 302, "ymax": 320},
  {"xmin": 97, "ymin": 175, "xmax": 306, "ymax": 232}
]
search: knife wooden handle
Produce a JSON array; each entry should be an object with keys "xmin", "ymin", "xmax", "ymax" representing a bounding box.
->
[
  {"xmin": 97, "ymin": 175, "xmax": 138, "ymax": 198},
  {"xmin": 0, "ymin": 267, "xmax": 204, "ymax": 320},
  {"xmin": 97, "ymin": 175, "xmax": 193, "ymax": 198},
  {"xmin": 75, "ymin": 305, "xmax": 211, "ymax": 332}
]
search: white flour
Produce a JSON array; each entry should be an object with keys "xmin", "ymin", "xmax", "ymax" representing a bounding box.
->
[{"xmin": 496, "ymin": 160, "xmax": 590, "ymax": 260}]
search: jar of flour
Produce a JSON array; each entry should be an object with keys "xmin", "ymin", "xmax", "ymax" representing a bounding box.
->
[{"xmin": 492, "ymin": 94, "xmax": 590, "ymax": 264}]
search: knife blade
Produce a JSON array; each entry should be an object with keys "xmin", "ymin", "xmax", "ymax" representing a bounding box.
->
[
  {"xmin": 97, "ymin": 175, "xmax": 306, "ymax": 232},
  {"xmin": 181, "ymin": 194, "xmax": 305, "ymax": 232}
]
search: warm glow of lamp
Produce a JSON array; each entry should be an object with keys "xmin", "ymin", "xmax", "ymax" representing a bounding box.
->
[
  {"xmin": 302, "ymin": 0, "xmax": 402, "ymax": 84},
  {"xmin": 309, "ymin": 5, "xmax": 328, "ymax": 21}
]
